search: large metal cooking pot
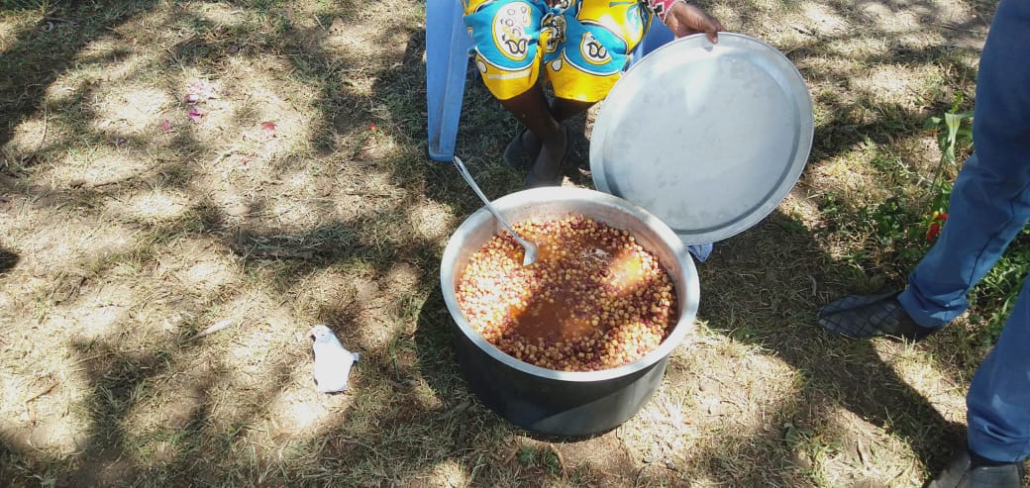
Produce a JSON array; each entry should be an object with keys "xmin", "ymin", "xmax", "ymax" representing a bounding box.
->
[{"xmin": 440, "ymin": 187, "xmax": 700, "ymax": 436}]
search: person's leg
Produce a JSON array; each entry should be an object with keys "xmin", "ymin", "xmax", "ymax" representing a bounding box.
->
[
  {"xmin": 819, "ymin": 0, "xmax": 1030, "ymax": 343},
  {"xmin": 520, "ymin": 0, "xmax": 646, "ymax": 184},
  {"xmin": 923, "ymin": 2, "xmax": 1030, "ymax": 485},
  {"xmin": 502, "ymin": 86, "xmax": 568, "ymax": 184},
  {"xmin": 966, "ymin": 275, "xmax": 1030, "ymax": 463},
  {"xmin": 897, "ymin": 0, "xmax": 1030, "ymax": 330},
  {"xmin": 464, "ymin": 0, "xmax": 566, "ymax": 178},
  {"xmin": 820, "ymin": 151, "xmax": 1030, "ymax": 339},
  {"xmin": 927, "ymin": 275, "xmax": 1030, "ymax": 487},
  {"xmin": 514, "ymin": 97, "xmax": 591, "ymax": 173},
  {"xmin": 959, "ymin": 0, "xmax": 1030, "ymax": 467},
  {"xmin": 519, "ymin": 97, "xmax": 594, "ymax": 152},
  {"xmin": 550, "ymin": 98, "xmax": 594, "ymax": 122},
  {"xmin": 499, "ymin": 84, "xmax": 566, "ymax": 175}
]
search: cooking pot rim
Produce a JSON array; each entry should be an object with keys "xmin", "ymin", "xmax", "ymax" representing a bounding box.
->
[{"xmin": 440, "ymin": 187, "xmax": 701, "ymax": 383}]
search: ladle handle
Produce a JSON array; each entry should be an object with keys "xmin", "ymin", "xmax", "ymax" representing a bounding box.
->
[{"xmin": 452, "ymin": 156, "xmax": 526, "ymax": 244}]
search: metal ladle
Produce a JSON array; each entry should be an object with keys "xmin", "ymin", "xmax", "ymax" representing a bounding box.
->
[{"xmin": 452, "ymin": 156, "xmax": 538, "ymax": 266}]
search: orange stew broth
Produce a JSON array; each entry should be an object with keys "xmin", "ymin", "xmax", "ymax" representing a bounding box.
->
[{"xmin": 456, "ymin": 215, "xmax": 678, "ymax": 371}]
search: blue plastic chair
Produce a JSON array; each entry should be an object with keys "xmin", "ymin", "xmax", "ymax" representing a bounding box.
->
[
  {"xmin": 426, "ymin": 0, "xmax": 473, "ymax": 164},
  {"xmin": 424, "ymin": 7, "xmax": 712, "ymax": 261}
]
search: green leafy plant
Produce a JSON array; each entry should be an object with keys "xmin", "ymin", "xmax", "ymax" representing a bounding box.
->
[
  {"xmin": 863, "ymin": 196, "xmax": 931, "ymax": 271},
  {"xmin": 928, "ymin": 111, "xmax": 974, "ymax": 165},
  {"xmin": 923, "ymin": 105, "xmax": 973, "ymax": 208},
  {"xmin": 972, "ymin": 227, "xmax": 1030, "ymax": 344}
]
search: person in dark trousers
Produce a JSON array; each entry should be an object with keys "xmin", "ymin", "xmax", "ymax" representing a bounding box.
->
[{"xmin": 817, "ymin": 1, "xmax": 1029, "ymax": 486}]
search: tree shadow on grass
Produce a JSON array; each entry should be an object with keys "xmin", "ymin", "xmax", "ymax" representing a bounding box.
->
[
  {"xmin": 0, "ymin": 0, "xmax": 1002, "ymax": 485},
  {"xmin": 412, "ymin": 283, "xmax": 465, "ymax": 392},
  {"xmin": 1, "ymin": 333, "xmax": 318, "ymax": 486},
  {"xmin": 63, "ymin": 340, "xmax": 181, "ymax": 486},
  {"xmin": 0, "ymin": 0, "xmax": 161, "ymax": 150},
  {"xmin": 0, "ymin": 248, "xmax": 18, "ymax": 275},
  {"xmin": 696, "ymin": 210, "xmax": 968, "ymax": 479}
]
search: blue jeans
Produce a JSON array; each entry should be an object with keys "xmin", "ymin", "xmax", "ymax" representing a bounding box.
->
[{"xmin": 896, "ymin": 0, "xmax": 1030, "ymax": 463}]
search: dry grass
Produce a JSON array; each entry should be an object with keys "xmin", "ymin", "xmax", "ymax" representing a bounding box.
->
[{"xmin": 1, "ymin": 0, "xmax": 1025, "ymax": 486}]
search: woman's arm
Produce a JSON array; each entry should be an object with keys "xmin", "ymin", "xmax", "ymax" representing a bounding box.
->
[{"xmin": 647, "ymin": 0, "xmax": 724, "ymax": 43}]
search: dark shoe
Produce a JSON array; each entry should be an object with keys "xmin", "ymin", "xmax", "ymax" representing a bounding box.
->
[
  {"xmin": 926, "ymin": 449, "xmax": 1025, "ymax": 488},
  {"xmin": 525, "ymin": 127, "xmax": 570, "ymax": 188},
  {"xmin": 504, "ymin": 128, "xmax": 537, "ymax": 170},
  {"xmin": 817, "ymin": 291, "xmax": 935, "ymax": 341}
]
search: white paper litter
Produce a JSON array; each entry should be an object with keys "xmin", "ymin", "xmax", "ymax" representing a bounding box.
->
[{"xmin": 310, "ymin": 324, "xmax": 359, "ymax": 393}]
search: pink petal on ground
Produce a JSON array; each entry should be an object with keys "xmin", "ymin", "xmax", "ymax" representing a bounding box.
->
[
  {"xmin": 188, "ymin": 107, "xmax": 206, "ymax": 122},
  {"xmin": 260, "ymin": 121, "xmax": 276, "ymax": 137},
  {"xmin": 369, "ymin": 123, "xmax": 377, "ymax": 131},
  {"xmin": 162, "ymin": 119, "xmax": 172, "ymax": 132},
  {"xmin": 185, "ymin": 80, "xmax": 219, "ymax": 102}
]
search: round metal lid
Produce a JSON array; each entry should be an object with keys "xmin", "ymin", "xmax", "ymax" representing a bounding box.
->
[{"xmin": 590, "ymin": 33, "xmax": 814, "ymax": 246}]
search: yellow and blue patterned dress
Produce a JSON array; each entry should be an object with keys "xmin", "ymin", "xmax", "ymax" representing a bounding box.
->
[{"xmin": 462, "ymin": 0, "xmax": 653, "ymax": 102}]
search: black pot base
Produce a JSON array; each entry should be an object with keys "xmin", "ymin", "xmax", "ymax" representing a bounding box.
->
[{"xmin": 455, "ymin": 331, "xmax": 669, "ymax": 437}]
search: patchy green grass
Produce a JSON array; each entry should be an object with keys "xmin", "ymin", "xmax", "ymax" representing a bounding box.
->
[{"xmin": 2, "ymin": 0, "xmax": 1027, "ymax": 486}]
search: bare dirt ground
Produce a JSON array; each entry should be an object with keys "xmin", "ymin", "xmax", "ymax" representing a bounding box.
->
[{"xmin": 2, "ymin": 0, "xmax": 1024, "ymax": 486}]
